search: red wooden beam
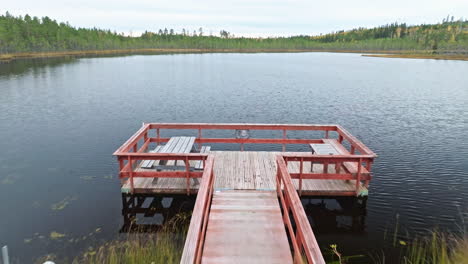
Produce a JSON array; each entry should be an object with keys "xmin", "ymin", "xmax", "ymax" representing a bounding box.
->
[
  {"xmin": 148, "ymin": 123, "xmax": 338, "ymax": 131},
  {"xmin": 276, "ymin": 156, "xmax": 326, "ymax": 264},
  {"xmin": 147, "ymin": 137, "xmax": 323, "ymax": 145},
  {"xmin": 181, "ymin": 155, "xmax": 215, "ymax": 264},
  {"xmin": 119, "ymin": 171, "xmax": 203, "ymax": 179},
  {"xmin": 113, "ymin": 123, "xmax": 150, "ymax": 155},
  {"xmin": 290, "ymin": 173, "xmax": 371, "ymax": 180}
]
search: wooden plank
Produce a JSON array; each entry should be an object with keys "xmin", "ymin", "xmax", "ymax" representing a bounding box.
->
[
  {"xmin": 276, "ymin": 157, "xmax": 326, "ymax": 264},
  {"xmin": 201, "ymin": 190, "xmax": 293, "ymax": 264},
  {"xmin": 309, "ymin": 143, "xmax": 340, "ymax": 155},
  {"xmin": 140, "ymin": 145, "xmax": 162, "ymax": 169},
  {"xmin": 323, "ymin": 139, "xmax": 370, "ymax": 175},
  {"xmin": 180, "ymin": 156, "xmax": 215, "ymax": 263},
  {"xmin": 195, "ymin": 146, "xmax": 211, "ymax": 169}
]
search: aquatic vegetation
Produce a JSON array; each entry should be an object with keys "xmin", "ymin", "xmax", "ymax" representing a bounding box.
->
[
  {"xmin": 80, "ymin": 175, "xmax": 96, "ymax": 181},
  {"xmin": 50, "ymin": 231, "xmax": 66, "ymax": 240},
  {"xmin": 50, "ymin": 196, "xmax": 77, "ymax": 211},
  {"xmin": 372, "ymin": 212, "xmax": 468, "ymax": 264},
  {"xmin": 1, "ymin": 173, "xmax": 20, "ymax": 184}
]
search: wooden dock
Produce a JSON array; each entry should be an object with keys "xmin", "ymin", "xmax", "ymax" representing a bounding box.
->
[
  {"xmin": 114, "ymin": 123, "xmax": 376, "ymax": 263},
  {"xmin": 122, "ymin": 151, "xmax": 369, "ymax": 196},
  {"xmin": 202, "ymin": 190, "xmax": 292, "ymax": 263}
]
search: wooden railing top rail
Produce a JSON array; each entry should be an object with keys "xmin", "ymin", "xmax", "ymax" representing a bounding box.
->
[
  {"xmin": 282, "ymin": 153, "xmax": 376, "ymax": 161},
  {"xmin": 180, "ymin": 155, "xmax": 215, "ymax": 264},
  {"xmin": 113, "ymin": 123, "xmax": 375, "ymax": 159},
  {"xmin": 116, "ymin": 153, "xmax": 210, "ymax": 159},
  {"xmin": 276, "ymin": 156, "xmax": 326, "ymax": 264},
  {"xmin": 336, "ymin": 125, "xmax": 376, "ymax": 156},
  {"xmin": 148, "ymin": 123, "xmax": 338, "ymax": 130}
]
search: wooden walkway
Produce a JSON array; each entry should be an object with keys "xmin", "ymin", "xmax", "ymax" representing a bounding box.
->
[
  {"xmin": 115, "ymin": 123, "xmax": 377, "ymax": 264},
  {"xmin": 201, "ymin": 190, "xmax": 293, "ymax": 263},
  {"xmin": 122, "ymin": 151, "xmax": 368, "ymax": 196}
]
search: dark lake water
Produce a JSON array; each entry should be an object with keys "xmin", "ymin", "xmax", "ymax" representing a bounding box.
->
[{"xmin": 0, "ymin": 52, "xmax": 467, "ymax": 263}]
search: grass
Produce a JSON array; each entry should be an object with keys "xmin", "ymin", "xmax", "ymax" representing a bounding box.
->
[
  {"xmin": 372, "ymin": 211, "xmax": 468, "ymax": 264},
  {"xmin": 398, "ymin": 232, "xmax": 468, "ymax": 264},
  {"xmin": 72, "ymin": 212, "xmax": 191, "ymax": 264}
]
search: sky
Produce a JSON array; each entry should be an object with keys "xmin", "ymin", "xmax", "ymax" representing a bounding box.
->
[{"xmin": 3, "ymin": 0, "xmax": 468, "ymax": 37}]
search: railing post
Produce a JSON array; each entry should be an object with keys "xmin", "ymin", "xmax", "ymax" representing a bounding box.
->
[
  {"xmin": 355, "ymin": 158, "xmax": 362, "ymax": 195},
  {"xmin": 325, "ymin": 130, "xmax": 329, "ymax": 139},
  {"xmin": 299, "ymin": 157, "xmax": 303, "ymax": 196},
  {"xmin": 185, "ymin": 156, "xmax": 190, "ymax": 195},
  {"xmin": 118, "ymin": 157, "xmax": 124, "ymax": 185},
  {"xmin": 282, "ymin": 129, "xmax": 286, "ymax": 152},
  {"xmin": 128, "ymin": 156, "xmax": 134, "ymax": 194},
  {"xmin": 198, "ymin": 128, "xmax": 202, "ymax": 150},
  {"xmin": 156, "ymin": 128, "xmax": 160, "ymax": 145},
  {"xmin": 364, "ymin": 160, "xmax": 372, "ymax": 188}
]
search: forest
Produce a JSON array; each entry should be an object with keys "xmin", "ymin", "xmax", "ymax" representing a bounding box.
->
[{"xmin": 0, "ymin": 12, "xmax": 467, "ymax": 54}]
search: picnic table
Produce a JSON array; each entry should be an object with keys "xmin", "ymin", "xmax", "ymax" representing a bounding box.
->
[{"xmin": 141, "ymin": 136, "xmax": 196, "ymax": 169}]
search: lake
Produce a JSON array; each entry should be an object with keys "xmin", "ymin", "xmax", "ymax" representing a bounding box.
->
[{"xmin": 0, "ymin": 52, "xmax": 467, "ymax": 263}]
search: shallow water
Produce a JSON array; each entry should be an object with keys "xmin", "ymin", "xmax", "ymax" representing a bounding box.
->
[{"xmin": 0, "ymin": 53, "xmax": 467, "ymax": 262}]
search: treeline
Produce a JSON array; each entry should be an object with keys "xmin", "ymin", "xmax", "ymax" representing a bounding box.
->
[{"xmin": 0, "ymin": 11, "xmax": 467, "ymax": 54}]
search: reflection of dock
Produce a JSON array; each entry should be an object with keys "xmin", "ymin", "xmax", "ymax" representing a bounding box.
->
[
  {"xmin": 120, "ymin": 194, "xmax": 195, "ymax": 233},
  {"xmin": 114, "ymin": 123, "xmax": 376, "ymax": 263},
  {"xmin": 302, "ymin": 197, "xmax": 367, "ymax": 234}
]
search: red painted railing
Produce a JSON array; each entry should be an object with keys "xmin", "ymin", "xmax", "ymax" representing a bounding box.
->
[
  {"xmin": 282, "ymin": 153, "xmax": 374, "ymax": 196},
  {"xmin": 276, "ymin": 156, "xmax": 326, "ymax": 264},
  {"xmin": 116, "ymin": 153, "xmax": 210, "ymax": 194},
  {"xmin": 180, "ymin": 155, "xmax": 215, "ymax": 264},
  {"xmin": 113, "ymin": 123, "xmax": 376, "ymax": 155}
]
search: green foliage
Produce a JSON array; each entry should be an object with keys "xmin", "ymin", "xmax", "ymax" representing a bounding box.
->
[
  {"xmin": 72, "ymin": 212, "xmax": 191, "ymax": 264},
  {"xmin": 1, "ymin": 12, "xmax": 466, "ymax": 54}
]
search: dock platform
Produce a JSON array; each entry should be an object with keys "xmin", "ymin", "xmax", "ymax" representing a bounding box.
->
[{"xmin": 113, "ymin": 123, "xmax": 376, "ymax": 263}]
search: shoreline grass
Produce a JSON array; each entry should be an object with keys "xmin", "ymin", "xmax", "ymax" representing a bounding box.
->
[
  {"xmin": 1, "ymin": 49, "xmax": 467, "ymax": 63},
  {"xmin": 70, "ymin": 212, "xmax": 191, "ymax": 264}
]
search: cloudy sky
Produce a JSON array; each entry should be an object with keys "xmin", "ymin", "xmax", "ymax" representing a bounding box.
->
[{"xmin": 3, "ymin": 0, "xmax": 468, "ymax": 37}]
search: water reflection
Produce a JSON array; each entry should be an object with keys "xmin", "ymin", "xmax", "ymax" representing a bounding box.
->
[
  {"xmin": 0, "ymin": 57, "xmax": 78, "ymax": 78},
  {"xmin": 120, "ymin": 194, "xmax": 195, "ymax": 233},
  {"xmin": 302, "ymin": 197, "xmax": 367, "ymax": 234}
]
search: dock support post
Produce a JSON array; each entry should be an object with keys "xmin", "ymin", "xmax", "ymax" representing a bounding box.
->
[{"xmin": 2, "ymin": 245, "xmax": 9, "ymax": 264}]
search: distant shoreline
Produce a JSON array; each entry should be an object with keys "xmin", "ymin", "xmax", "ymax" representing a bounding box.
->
[{"xmin": 1, "ymin": 49, "xmax": 467, "ymax": 62}]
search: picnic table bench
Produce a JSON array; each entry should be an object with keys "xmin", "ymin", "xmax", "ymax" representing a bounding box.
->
[
  {"xmin": 140, "ymin": 136, "xmax": 196, "ymax": 169},
  {"xmin": 309, "ymin": 139, "xmax": 370, "ymax": 175}
]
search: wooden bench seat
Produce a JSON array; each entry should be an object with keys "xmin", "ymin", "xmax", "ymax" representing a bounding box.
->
[
  {"xmin": 194, "ymin": 146, "xmax": 211, "ymax": 170},
  {"xmin": 140, "ymin": 145, "xmax": 162, "ymax": 169},
  {"xmin": 321, "ymin": 139, "xmax": 369, "ymax": 175}
]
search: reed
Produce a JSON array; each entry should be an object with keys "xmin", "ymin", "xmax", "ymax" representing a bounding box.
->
[
  {"xmin": 74, "ymin": 212, "xmax": 191, "ymax": 264},
  {"xmin": 399, "ymin": 232, "xmax": 468, "ymax": 264}
]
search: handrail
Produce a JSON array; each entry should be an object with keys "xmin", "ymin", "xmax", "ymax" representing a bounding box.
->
[
  {"xmin": 180, "ymin": 155, "xmax": 215, "ymax": 264},
  {"xmin": 117, "ymin": 153, "xmax": 210, "ymax": 194},
  {"xmin": 276, "ymin": 156, "xmax": 326, "ymax": 264},
  {"xmin": 113, "ymin": 123, "xmax": 343, "ymax": 155},
  {"xmin": 281, "ymin": 154, "xmax": 374, "ymax": 195}
]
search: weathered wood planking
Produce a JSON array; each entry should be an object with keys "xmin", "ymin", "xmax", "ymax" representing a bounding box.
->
[
  {"xmin": 201, "ymin": 190, "xmax": 293, "ymax": 264},
  {"xmin": 122, "ymin": 151, "xmax": 368, "ymax": 196}
]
